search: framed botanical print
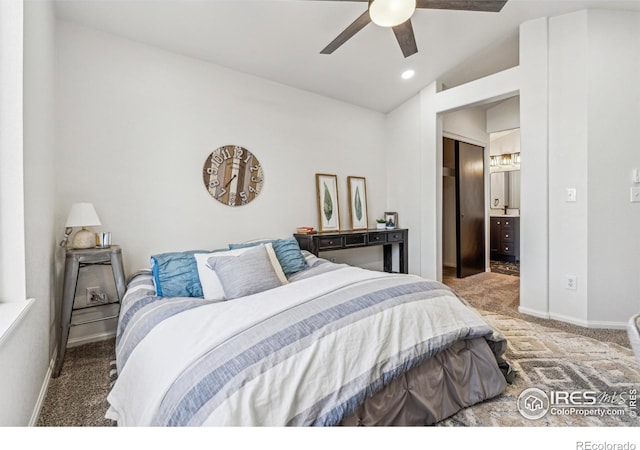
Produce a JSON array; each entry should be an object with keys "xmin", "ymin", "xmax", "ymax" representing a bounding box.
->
[
  {"xmin": 316, "ymin": 174, "xmax": 341, "ymax": 232},
  {"xmin": 347, "ymin": 176, "xmax": 368, "ymax": 230}
]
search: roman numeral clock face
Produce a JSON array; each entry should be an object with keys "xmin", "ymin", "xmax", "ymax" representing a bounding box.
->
[{"xmin": 203, "ymin": 145, "xmax": 264, "ymax": 206}]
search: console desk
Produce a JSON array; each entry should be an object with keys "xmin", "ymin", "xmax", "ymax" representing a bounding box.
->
[{"xmin": 294, "ymin": 228, "xmax": 408, "ymax": 274}]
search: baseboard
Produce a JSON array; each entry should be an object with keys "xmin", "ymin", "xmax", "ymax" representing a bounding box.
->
[
  {"xmin": 518, "ymin": 306, "xmax": 550, "ymax": 319},
  {"xmin": 67, "ymin": 330, "xmax": 116, "ymax": 348},
  {"xmin": 519, "ymin": 307, "xmax": 628, "ymax": 330},
  {"xmin": 548, "ymin": 312, "xmax": 627, "ymax": 330},
  {"xmin": 548, "ymin": 312, "xmax": 589, "ymax": 328},
  {"xmin": 30, "ymin": 349, "xmax": 56, "ymax": 427},
  {"xmin": 584, "ymin": 319, "xmax": 628, "ymax": 330}
]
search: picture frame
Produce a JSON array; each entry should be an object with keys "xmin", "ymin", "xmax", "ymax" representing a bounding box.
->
[
  {"xmin": 384, "ymin": 211, "xmax": 398, "ymax": 229},
  {"xmin": 316, "ymin": 174, "xmax": 341, "ymax": 232},
  {"xmin": 347, "ymin": 176, "xmax": 368, "ymax": 230}
]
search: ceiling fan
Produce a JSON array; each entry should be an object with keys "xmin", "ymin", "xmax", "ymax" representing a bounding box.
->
[{"xmin": 318, "ymin": 0, "xmax": 508, "ymax": 58}]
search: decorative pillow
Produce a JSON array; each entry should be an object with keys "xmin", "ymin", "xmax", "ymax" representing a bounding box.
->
[
  {"xmin": 150, "ymin": 249, "xmax": 212, "ymax": 297},
  {"xmin": 206, "ymin": 244, "xmax": 285, "ymax": 300},
  {"xmin": 229, "ymin": 236, "xmax": 308, "ymax": 277},
  {"xmin": 195, "ymin": 243, "xmax": 287, "ymax": 301}
]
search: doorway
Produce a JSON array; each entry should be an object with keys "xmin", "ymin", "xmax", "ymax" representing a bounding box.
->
[
  {"xmin": 442, "ymin": 137, "xmax": 486, "ymax": 278},
  {"xmin": 488, "ymin": 128, "xmax": 521, "ymax": 277}
]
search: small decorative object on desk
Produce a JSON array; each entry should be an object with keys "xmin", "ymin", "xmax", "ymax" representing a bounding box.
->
[
  {"xmin": 384, "ymin": 212, "xmax": 398, "ymax": 229},
  {"xmin": 376, "ymin": 219, "xmax": 387, "ymax": 230},
  {"xmin": 96, "ymin": 231, "xmax": 112, "ymax": 248},
  {"xmin": 296, "ymin": 226, "xmax": 317, "ymax": 235}
]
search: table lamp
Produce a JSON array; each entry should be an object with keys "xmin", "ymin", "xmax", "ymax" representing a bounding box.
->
[{"xmin": 65, "ymin": 202, "xmax": 101, "ymax": 249}]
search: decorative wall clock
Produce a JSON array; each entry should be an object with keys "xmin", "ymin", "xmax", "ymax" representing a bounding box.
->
[{"xmin": 203, "ymin": 145, "xmax": 264, "ymax": 206}]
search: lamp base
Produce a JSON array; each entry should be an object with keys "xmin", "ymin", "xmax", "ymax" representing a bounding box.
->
[{"xmin": 72, "ymin": 228, "xmax": 96, "ymax": 249}]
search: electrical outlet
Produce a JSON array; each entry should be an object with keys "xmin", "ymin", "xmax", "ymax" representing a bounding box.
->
[
  {"xmin": 565, "ymin": 275, "xmax": 577, "ymax": 291},
  {"xmin": 86, "ymin": 287, "xmax": 108, "ymax": 305}
]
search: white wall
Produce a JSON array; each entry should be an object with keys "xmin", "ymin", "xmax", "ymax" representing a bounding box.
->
[
  {"xmin": 518, "ymin": 17, "xmax": 550, "ymax": 319},
  {"xmin": 0, "ymin": 0, "xmax": 26, "ymax": 302},
  {"xmin": 489, "ymin": 129, "xmax": 520, "ymax": 156},
  {"xmin": 0, "ymin": 0, "xmax": 56, "ymax": 426},
  {"xmin": 55, "ymin": 22, "xmax": 388, "ymax": 289},
  {"xmin": 586, "ymin": 10, "xmax": 640, "ymax": 325},
  {"xmin": 486, "ymin": 96, "xmax": 520, "ymax": 134},
  {"xmin": 385, "ymin": 95, "xmax": 423, "ymax": 275},
  {"xmin": 549, "ymin": 10, "xmax": 640, "ymax": 327},
  {"xmin": 24, "ymin": 0, "xmax": 57, "ymax": 357},
  {"xmin": 443, "ymin": 106, "xmax": 490, "ymax": 147},
  {"xmin": 547, "ymin": 11, "xmax": 590, "ymax": 323},
  {"xmin": 523, "ymin": 9, "xmax": 640, "ymax": 327}
]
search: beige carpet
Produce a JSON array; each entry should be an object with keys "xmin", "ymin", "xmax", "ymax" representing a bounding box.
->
[
  {"xmin": 37, "ymin": 339, "xmax": 115, "ymax": 427},
  {"xmin": 443, "ymin": 269, "xmax": 631, "ymax": 348},
  {"xmin": 37, "ymin": 271, "xmax": 639, "ymax": 426},
  {"xmin": 439, "ymin": 270, "xmax": 639, "ymax": 426},
  {"xmin": 438, "ymin": 311, "xmax": 640, "ymax": 426}
]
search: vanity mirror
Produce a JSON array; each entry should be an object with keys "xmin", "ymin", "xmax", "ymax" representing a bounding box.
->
[{"xmin": 490, "ymin": 170, "xmax": 520, "ymax": 210}]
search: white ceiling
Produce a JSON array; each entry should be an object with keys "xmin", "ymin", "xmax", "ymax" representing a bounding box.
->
[{"xmin": 54, "ymin": 0, "xmax": 640, "ymax": 113}]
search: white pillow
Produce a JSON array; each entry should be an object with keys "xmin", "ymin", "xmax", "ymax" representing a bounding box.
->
[{"xmin": 194, "ymin": 243, "xmax": 287, "ymax": 300}]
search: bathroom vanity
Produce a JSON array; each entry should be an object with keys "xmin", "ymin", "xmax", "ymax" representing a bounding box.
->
[{"xmin": 489, "ymin": 215, "xmax": 519, "ymax": 262}]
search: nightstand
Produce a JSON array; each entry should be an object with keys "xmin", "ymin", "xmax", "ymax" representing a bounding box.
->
[{"xmin": 53, "ymin": 245, "xmax": 126, "ymax": 378}]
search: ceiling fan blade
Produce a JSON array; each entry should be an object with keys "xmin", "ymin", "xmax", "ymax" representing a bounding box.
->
[
  {"xmin": 416, "ymin": 0, "xmax": 507, "ymax": 12},
  {"xmin": 392, "ymin": 20, "xmax": 418, "ymax": 58},
  {"xmin": 321, "ymin": 9, "xmax": 372, "ymax": 54}
]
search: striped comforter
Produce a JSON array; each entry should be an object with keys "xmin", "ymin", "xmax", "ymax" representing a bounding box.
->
[{"xmin": 106, "ymin": 260, "xmax": 505, "ymax": 426}]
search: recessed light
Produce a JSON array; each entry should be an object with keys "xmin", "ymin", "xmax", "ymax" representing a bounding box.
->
[{"xmin": 401, "ymin": 69, "xmax": 415, "ymax": 80}]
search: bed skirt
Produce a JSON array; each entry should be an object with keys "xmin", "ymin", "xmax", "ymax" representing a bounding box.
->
[{"xmin": 340, "ymin": 337, "xmax": 507, "ymax": 425}]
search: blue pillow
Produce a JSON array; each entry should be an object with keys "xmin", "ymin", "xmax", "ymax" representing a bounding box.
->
[
  {"xmin": 150, "ymin": 249, "xmax": 227, "ymax": 297},
  {"xmin": 229, "ymin": 237, "xmax": 308, "ymax": 277}
]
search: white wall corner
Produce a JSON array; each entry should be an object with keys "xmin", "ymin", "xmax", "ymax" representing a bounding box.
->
[{"xmin": 518, "ymin": 16, "xmax": 550, "ymax": 317}]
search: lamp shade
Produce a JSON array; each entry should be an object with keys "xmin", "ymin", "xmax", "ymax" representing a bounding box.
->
[
  {"xmin": 65, "ymin": 202, "xmax": 101, "ymax": 228},
  {"xmin": 369, "ymin": 0, "xmax": 416, "ymax": 27}
]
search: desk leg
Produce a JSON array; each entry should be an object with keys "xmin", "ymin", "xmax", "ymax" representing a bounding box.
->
[
  {"xmin": 383, "ymin": 245, "xmax": 392, "ymax": 273},
  {"xmin": 399, "ymin": 242, "xmax": 408, "ymax": 274},
  {"xmin": 110, "ymin": 252, "xmax": 126, "ymax": 302},
  {"xmin": 53, "ymin": 255, "xmax": 80, "ymax": 378}
]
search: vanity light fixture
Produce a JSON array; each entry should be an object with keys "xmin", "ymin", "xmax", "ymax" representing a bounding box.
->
[{"xmin": 512, "ymin": 153, "xmax": 521, "ymax": 165}]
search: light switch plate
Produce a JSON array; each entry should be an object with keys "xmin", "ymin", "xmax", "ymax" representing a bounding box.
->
[
  {"xmin": 631, "ymin": 187, "xmax": 640, "ymax": 203},
  {"xmin": 566, "ymin": 188, "xmax": 577, "ymax": 202}
]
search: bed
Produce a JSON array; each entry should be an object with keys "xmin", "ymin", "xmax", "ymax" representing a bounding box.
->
[{"xmin": 106, "ymin": 242, "xmax": 512, "ymax": 426}]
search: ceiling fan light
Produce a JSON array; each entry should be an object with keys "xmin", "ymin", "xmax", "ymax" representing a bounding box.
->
[{"xmin": 369, "ymin": 0, "xmax": 416, "ymax": 27}]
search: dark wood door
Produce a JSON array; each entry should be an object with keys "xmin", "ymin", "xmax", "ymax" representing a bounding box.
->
[{"xmin": 455, "ymin": 141, "xmax": 486, "ymax": 278}]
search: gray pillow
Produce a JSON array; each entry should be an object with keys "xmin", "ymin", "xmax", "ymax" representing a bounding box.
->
[{"xmin": 206, "ymin": 244, "xmax": 283, "ymax": 300}]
